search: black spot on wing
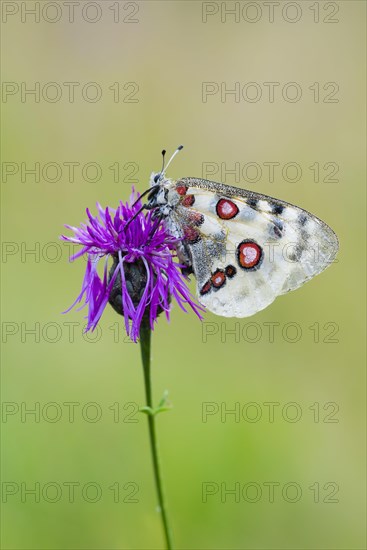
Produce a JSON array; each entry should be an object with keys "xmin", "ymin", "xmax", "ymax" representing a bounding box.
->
[
  {"xmin": 287, "ymin": 244, "xmax": 304, "ymax": 262},
  {"xmin": 225, "ymin": 265, "xmax": 237, "ymax": 278},
  {"xmin": 299, "ymin": 213, "xmax": 308, "ymax": 226},
  {"xmin": 246, "ymin": 198, "xmax": 258, "ymax": 210},
  {"xmin": 272, "ymin": 203, "xmax": 284, "ymax": 215},
  {"xmin": 272, "ymin": 218, "xmax": 284, "ymax": 239}
]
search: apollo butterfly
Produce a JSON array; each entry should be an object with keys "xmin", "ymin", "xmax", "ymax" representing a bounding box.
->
[{"xmin": 141, "ymin": 146, "xmax": 339, "ymax": 318}]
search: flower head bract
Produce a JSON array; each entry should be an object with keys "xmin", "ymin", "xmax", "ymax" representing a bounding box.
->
[{"xmin": 61, "ymin": 190, "xmax": 204, "ymax": 342}]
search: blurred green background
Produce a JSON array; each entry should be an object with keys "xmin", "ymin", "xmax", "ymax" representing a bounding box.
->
[{"xmin": 1, "ymin": 1, "xmax": 366, "ymax": 549}]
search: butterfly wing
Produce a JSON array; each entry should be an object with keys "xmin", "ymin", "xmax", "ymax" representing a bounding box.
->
[{"xmin": 169, "ymin": 178, "xmax": 339, "ymax": 317}]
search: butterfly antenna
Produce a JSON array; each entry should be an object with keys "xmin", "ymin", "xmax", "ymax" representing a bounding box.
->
[
  {"xmin": 129, "ymin": 147, "xmax": 168, "ymax": 209},
  {"xmin": 130, "ymin": 185, "xmax": 159, "ymax": 209},
  {"xmin": 163, "ymin": 144, "xmax": 183, "ymax": 174},
  {"xmin": 121, "ymin": 145, "xmax": 182, "ymax": 235},
  {"xmin": 161, "ymin": 149, "xmax": 166, "ymax": 173}
]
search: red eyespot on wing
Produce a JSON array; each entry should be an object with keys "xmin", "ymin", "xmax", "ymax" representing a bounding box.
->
[
  {"xmin": 216, "ymin": 199, "xmax": 239, "ymax": 220},
  {"xmin": 225, "ymin": 265, "xmax": 237, "ymax": 278},
  {"xmin": 237, "ymin": 241, "xmax": 263, "ymax": 270},
  {"xmin": 210, "ymin": 269, "xmax": 226, "ymax": 289},
  {"xmin": 176, "ymin": 185, "xmax": 187, "ymax": 196},
  {"xmin": 189, "ymin": 212, "xmax": 204, "ymax": 226},
  {"xmin": 200, "ymin": 280, "xmax": 212, "ymax": 295},
  {"xmin": 181, "ymin": 194, "xmax": 195, "ymax": 207},
  {"xmin": 183, "ymin": 225, "xmax": 201, "ymax": 244}
]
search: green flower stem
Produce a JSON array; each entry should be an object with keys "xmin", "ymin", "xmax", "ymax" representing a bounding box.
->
[{"xmin": 139, "ymin": 319, "xmax": 174, "ymax": 550}]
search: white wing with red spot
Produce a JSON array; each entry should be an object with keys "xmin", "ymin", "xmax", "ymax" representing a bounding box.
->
[{"xmin": 167, "ymin": 178, "xmax": 338, "ymax": 318}]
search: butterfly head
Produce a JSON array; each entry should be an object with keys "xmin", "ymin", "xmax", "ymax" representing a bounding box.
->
[
  {"xmin": 149, "ymin": 145, "xmax": 183, "ymax": 187},
  {"xmin": 146, "ymin": 145, "xmax": 184, "ymax": 211}
]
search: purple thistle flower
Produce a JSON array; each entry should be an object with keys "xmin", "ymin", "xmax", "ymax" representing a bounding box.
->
[{"xmin": 61, "ymin": 189, "xmax": 204, "ymax": 342}]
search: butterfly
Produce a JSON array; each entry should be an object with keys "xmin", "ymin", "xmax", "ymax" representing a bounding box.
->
[{"xmin": 140, "ymin": 146, "xmax": 339, "ymax": 318}]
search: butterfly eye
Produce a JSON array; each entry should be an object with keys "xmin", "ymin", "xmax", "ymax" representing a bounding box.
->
[{"xmin": 153, "ymin": 173, "xmax": 161, "ymax": 184}]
